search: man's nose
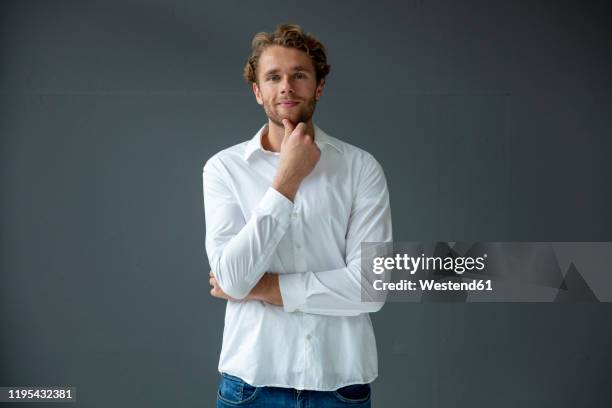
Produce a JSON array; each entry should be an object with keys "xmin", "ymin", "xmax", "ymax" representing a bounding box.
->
[{"xmin": 280, "ymin": 76, "xmax": 294, "ymax": 94}]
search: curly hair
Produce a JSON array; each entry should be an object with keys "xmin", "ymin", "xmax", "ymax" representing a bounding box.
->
[{"xmin": 243, "ymin": 24, "xmax": 331, "ymax": 84}]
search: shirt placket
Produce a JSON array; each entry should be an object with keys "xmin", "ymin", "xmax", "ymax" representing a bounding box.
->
[
  {"xmin": 292, "ymin": 194, "xmax": 313, "ymax": 387},
  {"xmin": 291, "ymin": 204, "xmax": 308, "ymax": 273},
  {"xmin": 304, "ymin": 313, "xmax": 318, "ymax": 386}
]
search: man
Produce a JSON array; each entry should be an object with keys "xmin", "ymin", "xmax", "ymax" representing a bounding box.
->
[{"xmin": 203, "ymin": 24, "xmax": 392, "ymax": 407}]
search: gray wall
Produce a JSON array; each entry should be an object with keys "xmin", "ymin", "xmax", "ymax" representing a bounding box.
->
[{"xmin": 1, "ymin": 0, "xmax": 611, "ymax": 406}]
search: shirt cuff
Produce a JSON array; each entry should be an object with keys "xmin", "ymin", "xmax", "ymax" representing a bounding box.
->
[
  {"xmin": 256, "ymin": 187, "xmax": 294, "ymax": 224},
  {"xmin": 278, "ymin": 273, "xmax": 307, "ymax": 313}
]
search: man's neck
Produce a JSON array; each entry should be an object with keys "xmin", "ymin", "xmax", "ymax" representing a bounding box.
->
[{"xmin": 262, "ymin": 119, "xmax": 315, "ymax": 152}]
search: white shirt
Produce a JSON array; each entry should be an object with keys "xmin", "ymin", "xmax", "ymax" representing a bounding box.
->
[{"xmin": 202, "ymin": 123, "xmax": 393, "ymax": 391}]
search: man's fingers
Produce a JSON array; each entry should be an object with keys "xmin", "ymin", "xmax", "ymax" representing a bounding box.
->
[
  {"xmin": 294, "ymin": 122, "xmax": 306, "ymax": 136},
  {"xmin": 211, "ymin": 287, "xmax": 231, "ymax": 300},
  {"xmin": 282, "ymin": 119, "xmax": 295, "ymax": 137},
  {"xmin": 210, "ymin": 283, "xmax": 223, "ymax": 298},
  {"xmin": 209, "ymin": 276, "xmax": 230, "ymax": 300}
]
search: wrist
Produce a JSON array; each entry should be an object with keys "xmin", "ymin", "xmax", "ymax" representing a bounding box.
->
[
  {"xmin": 250, "ymin": 273, "xmax": 271, "ymax": 302},
  {"xmin": 272, "ymin": 175, "xmax": 300, "ymax": 202},
  {"xmin": 250, "ymin": 273, "xmax": 282, "ymax": 306}
]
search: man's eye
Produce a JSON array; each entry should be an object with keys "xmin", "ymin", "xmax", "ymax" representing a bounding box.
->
[
  {"xmin": 294, "ymin": 73, "xmax": 306, "ymax": 79},
  {"xmin": 268, "ymin": 75, "xmax": 280, "ymax": 81}
]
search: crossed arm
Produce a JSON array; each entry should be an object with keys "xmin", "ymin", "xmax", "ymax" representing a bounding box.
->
[
  {"xmin": 205, "ymin": 120, "xmax": 316, "ymax": 308},
  {"xmin": 209, "ymin": 271, "xmax": 282, "ymax": 306}
]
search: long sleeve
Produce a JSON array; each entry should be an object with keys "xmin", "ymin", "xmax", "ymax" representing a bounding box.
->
[
  {"xmin": 203, "ymin": 157, "xmax": 293, "ymax": 299},
  {"xmin": 278, "ymin": 154, "xmax": 393, "ymax": 317}
]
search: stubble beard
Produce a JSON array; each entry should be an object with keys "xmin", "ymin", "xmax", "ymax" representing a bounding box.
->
[{"xmin": 263, "ymin": 93, "xmax": 317, "ymax": 128}]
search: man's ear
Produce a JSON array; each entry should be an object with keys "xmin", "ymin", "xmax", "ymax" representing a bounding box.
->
[
  {"xmin": 315, "ymin": 79, "xmax": 325, "ymax": 101},
  {"xmin": 252, "ymin": 82, "xmax": 263, "ymax": 105}
]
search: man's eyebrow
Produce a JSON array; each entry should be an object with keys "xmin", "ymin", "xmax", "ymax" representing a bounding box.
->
[{"xmin": 262, "ymin": 66, "xmax": 313, "ymax": 76}]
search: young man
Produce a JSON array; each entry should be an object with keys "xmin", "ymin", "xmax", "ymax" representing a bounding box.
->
[{"xmin": 203, "ymin": 24, "xmax": 392, "ymax": 407}]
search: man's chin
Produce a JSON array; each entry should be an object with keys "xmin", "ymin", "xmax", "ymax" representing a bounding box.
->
[
  {"xmin": 266, "ymin": 109, "xmax": 312, "ymax": 127},
  {"xmin": 269, "ymin": 116, "xmax": 299, "ymax": 127},
  {"xmin": 283, "ymin": 114, "xmax": 312, "ymax": 125},
  {"xmin": 267, "ymin": 116, "xmax": 285, "ymax": 128}
]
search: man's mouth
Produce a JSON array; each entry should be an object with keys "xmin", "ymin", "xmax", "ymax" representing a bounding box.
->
[{"xmin": 278, "ymin": 100, "xmax": 299, "ymax": 108}]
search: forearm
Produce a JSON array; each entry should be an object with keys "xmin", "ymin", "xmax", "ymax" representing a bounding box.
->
[
  {"xmin": 205, "ymin": 121, "xmax": 319, "ymax": 299},
  {"xmin": 213, "ymin": 173, "xmax": 302, "ymax": 294},
  {"xmin": 209, "ymin": 272, "xmax": 283, "ymax": 306},
  {"xmin": 272, "ymin": 175, "xmax": 300, "ymax": 202},
  {"xmin": 278, "ymin": 266, "xmax": 388, "ymax": 316},
  {"xmin": 207, "ymin": 189, "xmax": 293, "ymax": 299},
  {"xmin": 211, "ymin": 228, "xmax": 274, "ymax": 299},
  {"xmin": 249, "ymin": 273, "xmax": 283, "ymax": 306}
]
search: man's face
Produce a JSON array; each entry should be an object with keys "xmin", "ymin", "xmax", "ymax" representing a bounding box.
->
[{"xmin": 253, "ymin": 45, "xmax": 324, "ymax": 127}]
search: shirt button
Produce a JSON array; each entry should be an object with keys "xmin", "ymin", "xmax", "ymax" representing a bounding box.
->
[
  {"xmin": 292, "ymin": 212, "xmax": 298, "ymax": 219},
  {"xmin": 306, "ymin": 334, "xmax": 311, "ymax": 340},
  {"xmin": 296, "ymin": 243, "xmax": 301, "ymax": 249}
]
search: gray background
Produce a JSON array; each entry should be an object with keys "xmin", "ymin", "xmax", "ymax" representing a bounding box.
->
[{"xmin": 1, "ymin": 0, "xmax": 611, "ymax": 406}]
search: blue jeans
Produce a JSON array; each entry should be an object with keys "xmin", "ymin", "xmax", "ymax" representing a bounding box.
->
[{"xmin": 216, "ymin": 373, "xmax": 372, "ymax": 407}]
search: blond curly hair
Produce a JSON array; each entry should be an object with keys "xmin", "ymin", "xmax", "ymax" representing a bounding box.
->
[{"xmin": 243, "ymin": 24, "xmax": 331, "ymax": 84}]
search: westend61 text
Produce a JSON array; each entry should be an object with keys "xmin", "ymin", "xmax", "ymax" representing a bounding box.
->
[{"xmin": 373, "ymin": 279, "xmax": 493, "ymax": 291}]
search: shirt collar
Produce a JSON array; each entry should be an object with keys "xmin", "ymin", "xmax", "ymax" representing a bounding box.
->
[{"xmin": 243, "ymin": 123, "xmax": 342, "ymax": 161}]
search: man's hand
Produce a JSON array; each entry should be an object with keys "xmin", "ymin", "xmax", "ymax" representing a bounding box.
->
[
  {"xmin": 272, "ymin": 119, "xmax": 321, "ymax": 201},
  {"xmin": 209, "ymin": 271, "xmax": 240, "ymax": 301},
  {"xmin": 209, "ymin": 272, "xmax": 283, "ymax": 306}
]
